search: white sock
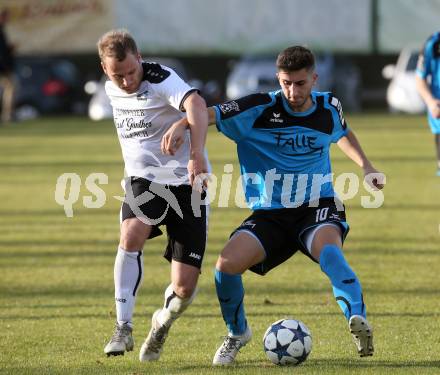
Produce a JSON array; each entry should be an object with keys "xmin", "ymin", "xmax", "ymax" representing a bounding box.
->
[
  {"xmin": 114, "ymin": 247, "xmax": 143, "ymax": 327},
  {"xmin": 157, "ymin": 284, "xmax": 198, "ymax": 326}
]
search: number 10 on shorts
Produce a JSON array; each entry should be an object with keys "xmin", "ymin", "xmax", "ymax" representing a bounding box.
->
[{"xmin": 315, "ymin": 207, "xmax": 329, "ymax": 222}]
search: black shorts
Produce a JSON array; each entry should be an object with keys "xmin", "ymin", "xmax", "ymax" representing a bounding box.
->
[
  {"xmin": 121, "ymin": 177, "xmax": 207, "ymax": 269},
  {"xmin": 231, "ymin": 198, "xmax": 349, "ymax": 275}
]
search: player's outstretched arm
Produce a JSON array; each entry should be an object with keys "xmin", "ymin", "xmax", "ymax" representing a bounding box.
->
[
  {"xmin": 337, "ymin": 130, "xmax": 385, "ymax": 190},
  {"xmin": 415, "ymin": 75, "xmax": 440, "ymax": 118},
  {"xmin": 181, "ymin": 92, "xmax": 209, "ymax": 188},
  {"xmin": 161, "ymin": 107, "xmax": 216, "ymax": 155}
]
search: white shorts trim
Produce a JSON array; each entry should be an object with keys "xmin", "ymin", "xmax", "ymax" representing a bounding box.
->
[
  {"xmin": 303, "ymin": 223, "xmax": 341, "ymax": 255},
  {"xmin": 232, "ymin": 229, "xmax": 267, "ymax": 259}
]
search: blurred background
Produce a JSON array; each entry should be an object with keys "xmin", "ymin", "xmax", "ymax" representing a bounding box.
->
[
  {"xmin": 1, "ymin": 2, "xmax": 440, "ymax": 373},
  {"xmin": 1, "ymin": 0, "xmax": 439, "ymax": 121}
]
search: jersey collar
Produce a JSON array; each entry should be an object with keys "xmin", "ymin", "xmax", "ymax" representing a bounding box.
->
[{"xmin": 280, "ymin": 92, "xmax": 317, "ymax": 117}]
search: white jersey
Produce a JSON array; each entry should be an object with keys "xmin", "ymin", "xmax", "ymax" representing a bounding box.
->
[{"xmin": 105, "ymin": 62, "xmax": 198, "ymax": 185}]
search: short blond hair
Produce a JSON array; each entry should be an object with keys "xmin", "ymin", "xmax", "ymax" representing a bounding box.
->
[{"xmin": 97, "ymin": 29, "xmax": 138, "ymax": 61}]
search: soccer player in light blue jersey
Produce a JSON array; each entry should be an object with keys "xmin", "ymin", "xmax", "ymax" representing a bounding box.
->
[
  {"xmin": 162, "ymin": 46, "xmax": 385, "ymax": 365},
  {"xmin": 416, "ymin": 32, "xmax": 440, "ymax": 176}
]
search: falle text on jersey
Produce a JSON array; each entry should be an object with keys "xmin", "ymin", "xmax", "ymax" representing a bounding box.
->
[{"xmin": 271, "ymin": 131, "xmax": 324, "ymax": 156}]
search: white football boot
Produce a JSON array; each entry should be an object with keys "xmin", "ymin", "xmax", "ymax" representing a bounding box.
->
[
  {"xmin": 104, "ymin": 323, "xmax": 134, "ymax": 356},
  {"xmin": 139, "ymin": 309, "xmax": 172, "ymax": 361},
  {"xmin": 212, "ymin": 325, "xmax": 252, "ymax": 365},
  {"xmin": 349, "ymin": 315, "xmax": 374, "ymax": 357}
]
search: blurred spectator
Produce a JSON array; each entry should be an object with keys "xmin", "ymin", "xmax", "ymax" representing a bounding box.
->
[
  {"xmin": 0, "ymin": 8, "xmax": 16, "ymax": 123},
  {"xmin": 415, "ymin": 31, "xmax": 440, "ymax": 176}
]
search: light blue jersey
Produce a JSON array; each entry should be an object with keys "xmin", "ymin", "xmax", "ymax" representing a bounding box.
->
[
  {"xmin": 214, "ymin": 90, "xmax": 349, "ymax": 210},
  {"xmin": 416, "ymin": 32, "xmax": 440, "ymax": 134}
]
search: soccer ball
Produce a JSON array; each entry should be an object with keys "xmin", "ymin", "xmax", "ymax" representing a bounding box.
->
[{"xmin": 263, "ymin": 318, "xmax": 312, "ymax": 366}]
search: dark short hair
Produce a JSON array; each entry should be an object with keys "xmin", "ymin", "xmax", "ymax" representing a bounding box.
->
[
  {"xmin": 276, "ymin": 46, "xmax": 315, "ymax": 72},
  {"xmin": 97, "ymin": 29, "xmax": 138, "ymax": 61}
]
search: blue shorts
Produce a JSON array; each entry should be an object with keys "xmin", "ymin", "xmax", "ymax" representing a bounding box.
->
[{"xmin": 428, "ymin": 114, "xmax": 440, "ymax": 134}]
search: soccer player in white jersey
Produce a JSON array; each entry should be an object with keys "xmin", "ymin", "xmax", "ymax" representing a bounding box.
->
[{"xmin": 98, "ymin": 29, "xmax": 209, "ymax": 362}]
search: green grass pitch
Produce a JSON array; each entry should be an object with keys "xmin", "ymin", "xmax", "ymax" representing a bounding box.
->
[{"xmin": 0, "ymin": 114, "xmax": 439, "ymax": 374}]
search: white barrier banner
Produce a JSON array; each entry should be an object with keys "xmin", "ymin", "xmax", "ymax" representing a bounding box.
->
[
  {"xmin": 378, "ymin": 0, "xmax": 440, "ymax": 52},
  {"xmin": 115, "ymin": 0, "xmax": 371, "ymax": 54}
]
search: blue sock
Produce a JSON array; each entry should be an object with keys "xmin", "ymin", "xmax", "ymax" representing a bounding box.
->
[
  {"xmin": 214, "ymin": 269, "xmax": 247, "ymax": 336},
  {"xmin": 319, "ymin": 244, "xmax": 366, "ymax": 320}
]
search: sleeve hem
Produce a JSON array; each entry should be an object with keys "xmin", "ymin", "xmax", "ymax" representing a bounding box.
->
[{"xmin": 179, "ymin": 88, "xmax": 200, "ymax": 112}]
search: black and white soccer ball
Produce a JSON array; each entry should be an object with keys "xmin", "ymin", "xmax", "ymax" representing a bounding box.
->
[{"xmin": 263, "ymin": 318, "xmax": 312, "ymax": 366}]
